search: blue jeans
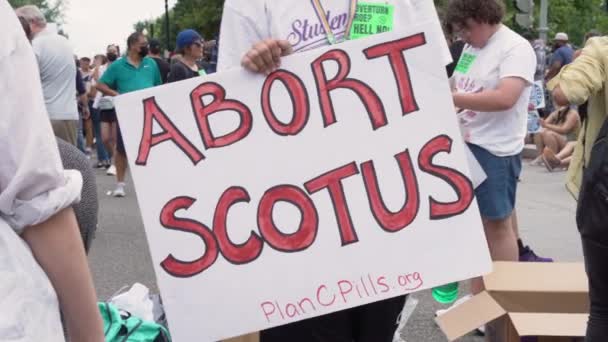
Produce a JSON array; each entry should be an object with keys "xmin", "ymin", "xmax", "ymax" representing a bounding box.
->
[
  {"xmin": 91, "ymin": 106, "xmax": 110, "ymax": 162},
  {"xmin": 76, "ymin": 116, "xmax": 85, "ymax": 153},
  {"xmin": 468, "ymin": 144, "xmax": 522, "ymax": 221}
]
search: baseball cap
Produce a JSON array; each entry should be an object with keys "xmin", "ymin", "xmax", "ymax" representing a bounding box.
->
[
  {"xmin": 554, "ymin": 32, "xmax": 569, "ymax": 41},
  {"xmin": 149, "ymin": 39, "xmax": 162, "ymax": 53},
  {"xmin": 176, "ymin": 29, "xmax": 203, "ymax": 51}
]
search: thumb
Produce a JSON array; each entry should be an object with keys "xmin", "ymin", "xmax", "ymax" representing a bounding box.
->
[{"xmin": 277, "ymin": 40, "xmax": 293, "ymax": 56}]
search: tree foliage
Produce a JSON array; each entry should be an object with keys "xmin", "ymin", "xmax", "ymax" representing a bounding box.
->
[
  {"xmin": 8, "ymin": 0, "xmax": 67, "ymax": 24},
  {"xmin": 136, "ymin": 0, "xmax": 608, "ymax": 52},
  {"xmin": 435, "ymin": 0, "xmax": 608, "ymax": 46},
  {"xmin": 135, "ymin": 0, "xmax": 223, "ymax": 51}
]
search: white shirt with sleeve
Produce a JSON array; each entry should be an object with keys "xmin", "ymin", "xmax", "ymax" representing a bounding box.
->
[
  {"xmin": 452, "ymin": 25, "xmax": 536, "ymax": 157},
  {"xmin": 217, "ymin": 0, "xmax": 451, "ymax": 71},
  {"xmin": 0, "ymin": 0, "xmax": 83, "ymax": 340},
  {"xmin": 32, "ymin": 24, "xmax": 78, "ymax": 121}
]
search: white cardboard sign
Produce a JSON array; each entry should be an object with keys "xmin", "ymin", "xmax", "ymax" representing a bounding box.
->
[
  {"xmin": 530, "ymin": 80, "xmax": 546, "ymax": 109},
  {"xmin": 114, "ymin": 23, "xmax": 491, "ymax": 342}
]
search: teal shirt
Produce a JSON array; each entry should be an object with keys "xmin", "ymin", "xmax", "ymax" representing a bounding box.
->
[{"xmin": 99, "ymin": 56, "xmax": 162, "ymax": 94}]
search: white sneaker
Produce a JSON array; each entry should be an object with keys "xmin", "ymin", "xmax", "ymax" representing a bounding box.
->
[
  {"xmin": 110, "ymin": 185, "xmax": 126, "ymax": 198},
  {"xmin": 106, "ymin": 165, "xmax": 117, "ymax": 176}
]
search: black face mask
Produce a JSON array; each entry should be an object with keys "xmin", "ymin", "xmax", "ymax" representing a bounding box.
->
[
  {"xmin": 106, "ymin": 53, "xmax": 118, "ymax": 62},
  {"xmin": 139, "ymin": 46, "xmax": 149, "ymax": 58}
]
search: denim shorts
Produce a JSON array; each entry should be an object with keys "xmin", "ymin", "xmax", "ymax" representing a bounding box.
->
[{"xmin": 468, "ymin": 144, "xmax": 522, "ymax": 221}]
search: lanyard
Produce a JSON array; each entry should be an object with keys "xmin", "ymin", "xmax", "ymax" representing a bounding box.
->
[{"xmin": 311, "ymin": 0, "xmax": 358, "ymax": 45}]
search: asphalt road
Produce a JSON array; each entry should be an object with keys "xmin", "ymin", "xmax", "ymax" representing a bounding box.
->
[{"xmin": 88, "ymin": 161, "xmax": 583, "ymax": 341}]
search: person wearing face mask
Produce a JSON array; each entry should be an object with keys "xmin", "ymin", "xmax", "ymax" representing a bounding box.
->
[
  {"xmin": 168, "ymin": 29, "xmax": 206, "ymax": 83},
  {"xmin": 96, "ymin": 32, "xmax": 162, "ymax": 198}
]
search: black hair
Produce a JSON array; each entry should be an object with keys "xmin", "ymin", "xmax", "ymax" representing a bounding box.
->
[
  {"xmin": 446, "ymin": 0, "xmax": 505, "ymax": 34},
  {"xmin": 127, "ymin": 31, "xmax": 145, "ymax": 49},
  {"xmin": 80, "ymin": 56, "xmax": 91, "ymax": 63}
]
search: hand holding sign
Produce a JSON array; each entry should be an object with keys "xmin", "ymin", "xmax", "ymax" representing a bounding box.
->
[{"xmin": 241, "ymin": 39, "xmax": 293, "ymax": 75}]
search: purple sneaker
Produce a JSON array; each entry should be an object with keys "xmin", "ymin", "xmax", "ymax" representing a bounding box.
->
[
  {"xmin": 519, "ymin": 246, "xmax": 554, "ymax": 262},
  {"xmin": 521, "ymin": 337, "xmax": 538, "ymax": 342}
]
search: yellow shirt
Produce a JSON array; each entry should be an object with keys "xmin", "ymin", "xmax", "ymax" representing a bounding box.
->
[{"xmin": 548, "ymin": 37, "xmax": 608, "ymax": 200}]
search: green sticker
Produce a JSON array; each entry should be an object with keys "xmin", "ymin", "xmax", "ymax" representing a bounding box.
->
[
  {"xmin": 454, "ymin": 52, "xmax": 477, "ymax": 74},
  {"xmin": 350, "ymin": 2, "xmax": 394, "ymax": 40}
]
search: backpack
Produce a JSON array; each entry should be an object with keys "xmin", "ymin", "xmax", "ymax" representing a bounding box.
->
[
  {"xmin": 576, "ymin": 118, "xmax": 608, "ymax": 245},
  {"xmin": 99, "ymin": 302, "xmax": 171, "ymax": 342}
]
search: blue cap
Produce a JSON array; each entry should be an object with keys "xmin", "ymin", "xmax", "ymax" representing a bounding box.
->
[{"xmin": 176, "ymin": 29, "xmax": 202, "ymax": 50}]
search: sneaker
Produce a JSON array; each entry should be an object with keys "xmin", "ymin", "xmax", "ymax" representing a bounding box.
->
[
  {"xmin": 106, "ymin": 165, "xmax": 117, "ymax": 176},
  {"xmin": 519, "ymin": 245, "xmax": 554, "ymax": 262},
  {"xmin": 109, "ymin": 184, "xmax": 126, "ymax": 198}
]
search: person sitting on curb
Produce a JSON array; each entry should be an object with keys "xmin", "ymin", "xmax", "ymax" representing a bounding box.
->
[{"xmin": 529, "ymin": 105, "xmax": 580, "ymax": 168}]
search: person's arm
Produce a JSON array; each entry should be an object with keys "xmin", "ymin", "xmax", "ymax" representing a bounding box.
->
[
  {"xmin": 21, "ymin": 208, "xmax": 103, "ymax": 342},
  {"xmin": 0, "ymin": 11, "xmax": 104, "ymax": 342},
  {"xmin": 453, "ymin": 41, "xmax": 536, "ymax": 112},
  {"xmin": 96, "ymin": 82, "xmax": 119, "ymax": 96},
  {"xmin": 542, "ymin": 109, "xmax": 580, "ymax": 134},
  {"xmin": 453, "ymin": 77, "xmax": 528, "ymax": 112},
  {"xmin": 549, "ymin": 37, "xmax": 608, "ymax": 106},
  {"xmin": 96, "ymin": 63, "xmax": 119, "ymax": 96}
]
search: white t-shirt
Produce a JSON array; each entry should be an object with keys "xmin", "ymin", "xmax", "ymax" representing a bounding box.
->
[
  {"xmin": 452, "ymin": 25, "xmax": 536, "ymax": 157},
  {"xmin": 32, "ymin": 27, "xmax": 79, "ymax": 121},
  {"xmin": 218, "ymin": 0, "xmax": 450, "ymax": 71},
  {"xmin": 92, "ymin": 64, "xmax": 115, "ymax": 110}
]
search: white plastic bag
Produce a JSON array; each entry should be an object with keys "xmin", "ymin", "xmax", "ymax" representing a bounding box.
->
[{"xmin": 110, "ymin": 283, "xmax": 155, "ymax": 322}]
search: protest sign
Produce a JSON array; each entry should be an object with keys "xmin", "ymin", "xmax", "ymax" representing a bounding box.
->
[
  {"xmin": 114, "ymin": 22, "xmax": 491, "ymax": 341},
  {"xmin": 530, "ymin": 80, "xmax": 546, "ymax": 109}
]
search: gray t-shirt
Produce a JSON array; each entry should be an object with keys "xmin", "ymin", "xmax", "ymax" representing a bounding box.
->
[{"xmin": 32, "ymin": 27, "xmax": 78, "ymax": 121}]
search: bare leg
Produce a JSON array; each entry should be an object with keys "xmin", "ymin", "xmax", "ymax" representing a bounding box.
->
[
  {"xmin": 101, "ymin": 122, "xmax": 114, "ymax": 160},
  {"xmin": 556, "ymin": 141, "xmax": 577, "ymax": 160},
  {"xmin": 541, "ymin": 130, "xmax": 566, "ymax": 155},
  {"xmin": 512, "ymin": 209, "xmax": 520, "ymax": 240},
  {"xmin": 533, "ymin": 133, "xmax": 544, "ymax": 155},
  {"xmin": 84, "ymin": 118, "xmax": 94, "ymax": 149},
  {"xmin": 115, "ymin": 152, "xmax": 127, "ymax": 183},
  {"xmin": 472, "ymin": 213, "xmax": 519, "ymax": 295}
]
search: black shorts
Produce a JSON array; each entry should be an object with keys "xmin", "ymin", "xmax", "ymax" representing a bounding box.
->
[{"xmin": 100, "ymin": 108, "xmax": 117, "ymax": 123}]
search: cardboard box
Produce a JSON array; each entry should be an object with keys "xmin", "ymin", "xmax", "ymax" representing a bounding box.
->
[
  {"xmin": 223, "ymin": 332, "xmax": 259, "ymax": 342},
  {"xmin": 436, "ymin": 262, "xmax": 589, "ymax": 341}
]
